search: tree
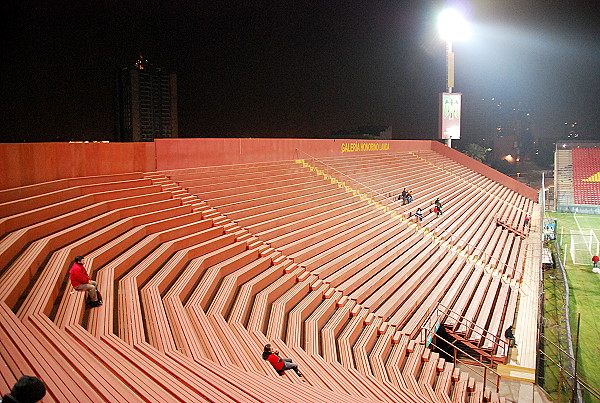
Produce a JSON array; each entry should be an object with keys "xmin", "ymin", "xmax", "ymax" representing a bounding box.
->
[
  {"xmin": 462, "ymin": 143, "xmax": 488, "ymax": 162},
  {"xmin": 490, "ymin": 159, "xmax": 518, "ymax": 176}
]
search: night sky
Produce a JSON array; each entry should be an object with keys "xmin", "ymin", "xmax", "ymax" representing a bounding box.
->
[{"xmin": 2, "ymin": 0, "xmax": 599, "ymax": 143}]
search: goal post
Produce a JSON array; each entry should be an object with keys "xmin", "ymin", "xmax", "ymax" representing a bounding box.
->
[{"xmin": 570, "ymin": 229, "xmax": 600, "ymax": 265}]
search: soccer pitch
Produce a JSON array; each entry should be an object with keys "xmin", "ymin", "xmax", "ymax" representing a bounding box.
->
[
  {"xmin": 563, "ymin": 214, "xmax": 600, "ymax": 265},
  {"xmin": 547, "ymin": 212, "xmax": 600, "ymax": 398}
]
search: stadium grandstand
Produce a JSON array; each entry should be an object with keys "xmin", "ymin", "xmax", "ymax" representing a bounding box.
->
[
  {"xmin": 554, "ymin": 142, "xmax": 600, "ymax": 213},
  {"xmin": 0, "ymin": 138, "xmax": 544, "ymax": 402}
]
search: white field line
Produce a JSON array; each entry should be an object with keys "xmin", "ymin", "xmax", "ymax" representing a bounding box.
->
[
  {"xmin": 572, "ymin": 212, "xmax": 589, "ymax": 262},
  {"xmin": 574, "ymin": 212, "xmax": 583, "ymax": 233},
  {"xmin": 572, "ymin": 212, "xmax": 600, "ymax": 258}
]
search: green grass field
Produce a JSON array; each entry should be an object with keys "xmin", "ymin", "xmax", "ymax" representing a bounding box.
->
[{"xmin": 546, "ymin": 212, "xmax": 600, "ymax": 399}]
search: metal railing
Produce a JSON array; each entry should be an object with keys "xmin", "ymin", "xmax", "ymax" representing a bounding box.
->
[
  {"xmin": 543, "ymin": 238, "xmax": 583, "ymax": 402},
  {"xmin": 294, "ymin": 148, "xmax": 393, "ymax": 209},
  {"xmin": 420, "ymin": 307, "xmax": 503, "ymax": 394},
  {"xmin": 411, "ymin": 151, "xmax": 530, "ymax": 214},
  {"xmin": 538, "ymin": 338, "xmax": 600, "ymax": 402},
  {"xmin": 295, "ymin": 149, "xmax": 530, "ymax": 289},
  {"xmin": 422, "ymin": 303, "xmax": 509, "ymax": 360}
]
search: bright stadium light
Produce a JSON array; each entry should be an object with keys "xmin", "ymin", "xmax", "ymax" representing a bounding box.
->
[
  {"xmin": 437, "ymin": 8, "xmax": 469, "ymax": 149},
  {"xmin": 438, "ymin": 9, "xmax": 469, "ymax": 43}
]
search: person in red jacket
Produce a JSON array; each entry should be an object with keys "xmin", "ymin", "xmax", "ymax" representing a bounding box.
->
[
  {"xmin": 70, "ymin": 256, "xmax": 101, "ymax": 307},
  {"xmin": 262, "ymin": 344, "xmax": 302, "ymax": 377},
  {"xmin": 592, "ymin": 255, "xmax": 599, "ymax": 268}
]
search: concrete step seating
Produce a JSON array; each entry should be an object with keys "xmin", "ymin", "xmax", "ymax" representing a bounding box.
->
[
  {"xmin": 2, "ymin": 173, "xmax": 379, "ymax": 402},
  {"xmin": 308, "ymin": 154, "xmax": 531, "ymax": 360},
  {"xmin": 178, "ymin": 155, "xmax": 524, "ymax": 400},
  {"xmin": 0, "ymin": 153, "xmax": 530, "ymax": 402}
]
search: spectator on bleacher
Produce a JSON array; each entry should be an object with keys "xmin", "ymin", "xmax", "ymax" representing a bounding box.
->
[
  {"xmin": 415, "ymin": 208, "xmax": 423, "ymax": 222},
  {"xmin": 69, "ymin": 256, "xmax": 102, "ymax": 308},
  {"xmin": 406, "ymin": 190, "xmax": 413, "ymax": 203},
  {"xmin": 1, "ymin": 375, "xmax": 46, "ymax": 403},
  {"xmin": 434, "ymin": 199, "xmax": 443, "ymax": 216},
  {"xmin": 592, "ymin": 255, "xmax": 599, "ymax": 269},
  {"xmin": 524, "ymin": 216, "xmax": 530, "ymax": 227},
  {"xmin": 399, "ymin": 188, "xmax": 408, "ymax": 205},
  {"xmin": 504, "ymin": 325, "xmax": 517, "ymax": 347},
  {"xmin": 262, "ymin": 344, "xmax": 303, "ymax": 378}
]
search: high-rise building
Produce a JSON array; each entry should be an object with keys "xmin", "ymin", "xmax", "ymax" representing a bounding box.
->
[{"xmin": 116, "ymin": 56, "xmax": 178, "ymax": 142}]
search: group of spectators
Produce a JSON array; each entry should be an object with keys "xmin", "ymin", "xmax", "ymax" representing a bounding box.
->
[
  {"xmin": 399, "ymin": 188, "xmax": 413, "ymax": 205},
  {"xmin": 413, "ymin": 198, "xmax": 443, "ymax": 222}
]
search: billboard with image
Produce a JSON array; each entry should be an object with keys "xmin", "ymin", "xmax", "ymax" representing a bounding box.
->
[{"xmin": 439, "ymin": 92, "xmax": 461, "ymax": 140}]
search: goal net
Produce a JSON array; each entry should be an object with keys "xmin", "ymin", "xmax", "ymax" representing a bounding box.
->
[{"xmin": 570, "ymin": 229, "xmax": 600, "ymax": 265}]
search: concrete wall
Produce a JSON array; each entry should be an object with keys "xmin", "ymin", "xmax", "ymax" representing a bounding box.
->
[
  {"xmin": 556, "ymin": 204, "xmax": 600, "ymax": 215},
  {"xmin": 154, "ymin": 138, "xmax": 431, "ymax": 170},
  {"xmin": 0, "ymin": 139, "xmax": 538, "ymax": 202},
  {"xmin": 0, "ymin": 142, "xmax": 155, "ymax": 190}
]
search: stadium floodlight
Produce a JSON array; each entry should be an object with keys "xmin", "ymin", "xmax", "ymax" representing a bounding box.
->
[
  {"xmin": 437, "ymin": 8, "xmax": 469, "ymax": 148},
  {"xmin": 437, "ymin": 8, "xmax": 470, "ymax": 94},
  {"xmin": 438, "ymin": 9, "xmax": 469, "ymax": 43}
]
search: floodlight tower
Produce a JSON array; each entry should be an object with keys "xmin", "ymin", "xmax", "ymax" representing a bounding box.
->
[{"xmin": 438, "ymin": 9, "xmax": 468, "ymax": 148}]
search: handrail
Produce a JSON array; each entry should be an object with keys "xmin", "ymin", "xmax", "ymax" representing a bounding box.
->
[
  {"xmin": 495, "ymin": 217, "xmax": 527, "ymax": 239},
  {"xmin": 421, "ymin": 319, "xmax": 503, "ymax": 394},
  {"xmin": 294, "ymin": 148, "xmax": 391, "ymax": 205},
  {"xmin": 422, "ymin": 302, "xmax": 509, "ymax": 357},
  {"xmin": 551, "ymin": 237, "xmax": 582, "ymax": 402},
  {"xmin": 295, "ymin": 148, "xmax": 529, "ymax": 291},
  {"xmin": 541, "ymin": 335, "xmax": 574, "ymax": 366},
  {"xmin": 412, "ymin": 151, "xmax": 530, "ymax": 214},
  {"xmin": 538, "ymin": 349, "xmax": 600, "ymax": 401}
]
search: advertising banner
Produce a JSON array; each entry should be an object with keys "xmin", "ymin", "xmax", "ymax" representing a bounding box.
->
[{"xmin": 439, "ymin": 92, "xmax": 461, "ymax": 140}]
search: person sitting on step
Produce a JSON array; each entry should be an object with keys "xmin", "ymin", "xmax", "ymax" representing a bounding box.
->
[
  {"xmin": 504, "ymin": 325, "xmax": 517, "ymax": 347},
  {"xmin": 262, "ymin": 344, "xmax": 303, "ymax": 378},
  {"xmin": 70, "ymin": 256, "xmax": 102, "ymax": 308}
]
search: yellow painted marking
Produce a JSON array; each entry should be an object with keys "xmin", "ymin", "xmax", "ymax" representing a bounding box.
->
[{"xmin": 583, "ymin": 172, "xmax": 600, "ymax": 181}]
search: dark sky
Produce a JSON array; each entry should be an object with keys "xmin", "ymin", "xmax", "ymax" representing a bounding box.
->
[{"xmin": 2, "ymin": 0, "xmax": 599, "ymax": 142}]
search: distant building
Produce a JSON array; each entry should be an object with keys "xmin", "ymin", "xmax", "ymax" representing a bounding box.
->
[{"xmin": 116, "ymin": 55, "xmax": 178, "ymax": 142}]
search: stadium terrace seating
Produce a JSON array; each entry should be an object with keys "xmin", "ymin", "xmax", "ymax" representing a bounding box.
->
[
  {"xmin": 0, "ymin": 151, "xmax": 535, "ymax": 402},
  {"xmin": 572, "ymin": 148, "xmax": 600, "ymax": 205}
]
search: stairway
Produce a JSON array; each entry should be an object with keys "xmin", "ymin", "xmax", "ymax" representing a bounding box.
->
[{"xmin": 555, "ymin": 150, "xmax": 574, "ymax": 205}]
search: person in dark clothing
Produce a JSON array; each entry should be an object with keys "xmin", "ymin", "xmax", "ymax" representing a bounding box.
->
[
  {"xmin": 400, "ymin": 189, "xmax": 408, "ymax": 205},
  {"xmin": 505, "ymin": 325, "xmax": 517, "ymax": 347},
  {"xmin": 262, "ymin": 344, "xmax": 303, "ymax": 377},
  {"xmin": 434, "ymin": 199, "xmax": 443, "ymax": 216},
  {"xmin": 2, "ymin": 376, "xmax": 46, "ymax": 403},
  {"xmin": 415, "ymin": 208, "xmax": 423, "ymax": 222}
]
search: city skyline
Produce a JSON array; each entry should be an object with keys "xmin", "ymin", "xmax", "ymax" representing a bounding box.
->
[{"xmin": 2, "ymin": 1, "xmax": 599, "ymax": 143}]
